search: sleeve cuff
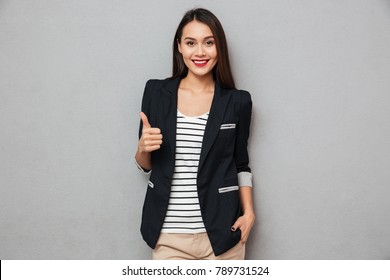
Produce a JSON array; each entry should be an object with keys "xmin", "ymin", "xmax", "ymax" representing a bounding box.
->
[
  {"xmin": 238, "ymin": 171, "xmax": 252, "ymax": 187},
  {"xmin": 135, "ymin": 158, "xmax": 151, "ymax": 175}
]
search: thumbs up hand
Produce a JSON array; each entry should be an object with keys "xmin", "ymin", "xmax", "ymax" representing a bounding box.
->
[{"xmin": 138, "ymin": 112, "xmax": 163, "ymax": 153}]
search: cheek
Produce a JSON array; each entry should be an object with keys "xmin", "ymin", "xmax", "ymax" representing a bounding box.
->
[
  {"xmin": 181, "ymin": 49, "xmax": 193, "ymax": 60},
  {"xmin": 213, "ymin": 48, "xmax": 218, "ymax": 58},
  {"xmin": 182, "ymin": 54, "xmax": 193, "ymax": 65},
  {"xmin": 208, "ymin": 48, "xmax": 217, "ymax": 59},
  {"xmin": 183, "ymin": 52, "xmax": 192, "ymax": 59},
  {"xmin": 210, "ymin": 60, "xmax": 218, "ymax": 70},
  {"xmin": 178, "ymin": 44, "xmax": 192, "ymax": 58}
]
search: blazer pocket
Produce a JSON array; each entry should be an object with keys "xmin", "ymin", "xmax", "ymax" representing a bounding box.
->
[
  {"xmin": 220, "ymin": 123, "xmax": 236, "ymax": 130},
  {"xmin": 218, "ymin": 186, "xmax": 239, "ymax": 193}
]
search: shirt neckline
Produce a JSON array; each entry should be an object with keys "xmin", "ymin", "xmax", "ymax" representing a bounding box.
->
[{"xmin": 177, "ymin": 109, "xmax": 209, "ymax": 119}]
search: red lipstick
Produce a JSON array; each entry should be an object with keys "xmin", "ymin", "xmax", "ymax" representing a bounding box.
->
[{"xmin": 193, "ymin": 60, "xmax": 209, "ymax": 67}]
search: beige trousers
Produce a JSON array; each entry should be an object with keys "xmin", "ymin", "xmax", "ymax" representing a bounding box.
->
[{"xmin": 152, "ymin": 233, "xmax": 245, "ymax": 260}]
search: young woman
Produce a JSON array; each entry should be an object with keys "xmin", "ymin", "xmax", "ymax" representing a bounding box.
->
[{"xmin": 135, "ymin": 8, "xmax": 254, "ymax": 260}]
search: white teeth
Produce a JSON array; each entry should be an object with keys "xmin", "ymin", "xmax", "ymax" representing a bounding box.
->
[{"xmin": 194, "ymin": 60, "xmax": 207, "ymax": 64}]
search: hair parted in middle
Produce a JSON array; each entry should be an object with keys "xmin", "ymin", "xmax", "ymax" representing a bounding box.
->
[{"xmin": 171, "ymin": 8, "xmax": 236, "ymax": 89}]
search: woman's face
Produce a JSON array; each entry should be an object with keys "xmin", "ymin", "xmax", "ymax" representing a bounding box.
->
[{"xmin": 178, "ymin": 20, "xmax": 218, "ymax": 78}]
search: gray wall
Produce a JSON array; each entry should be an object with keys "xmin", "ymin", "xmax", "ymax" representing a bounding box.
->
[{"xmin": 1, "ymin": 0, "xmax": 389, "ymax": 259}]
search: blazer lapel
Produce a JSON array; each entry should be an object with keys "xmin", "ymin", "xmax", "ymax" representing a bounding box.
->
[
  {"xmin": 160, "ymin": 78, "xmax": 180, "ymax": 157},
  {"xmin": 198, "ymin": 83, "xmax": 232, "ymax": 172}
]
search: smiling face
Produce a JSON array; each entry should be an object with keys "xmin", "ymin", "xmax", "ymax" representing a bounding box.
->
[{"xmin": 178, "ymin": 20, "xmax": 218, "ymax": 79}]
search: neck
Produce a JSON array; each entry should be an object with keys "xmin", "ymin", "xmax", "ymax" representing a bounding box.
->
[{"xmin": 181, "ymin": 72, "xmax": 215, "ymax": 92}]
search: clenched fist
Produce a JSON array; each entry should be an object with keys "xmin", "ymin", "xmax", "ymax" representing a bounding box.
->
[{"xmin": 138, "ymin": 112, "xmax": 163, "ymax": 153}]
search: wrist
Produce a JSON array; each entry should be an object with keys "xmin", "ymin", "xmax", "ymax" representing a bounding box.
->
[
  {"xmin": 137, "ymin": 145, "xmax": 150, "ymax": 156},
  {"xmin": 242, "ymin": 209, "xmax": 255, "ymax": 217}
]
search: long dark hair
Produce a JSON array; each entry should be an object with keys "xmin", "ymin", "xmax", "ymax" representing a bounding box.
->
[{"xmin": 172, "ymin": 8, "xmax": 236, "ymax": 89}]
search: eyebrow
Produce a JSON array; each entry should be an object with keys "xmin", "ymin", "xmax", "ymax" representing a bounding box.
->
[{"xmin": 183, "ymin": 36, "xmax": 215, "ymax": 40}]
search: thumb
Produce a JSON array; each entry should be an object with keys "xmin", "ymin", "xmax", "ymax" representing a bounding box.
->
[{"xmin": 140, "ymin": 112, "xmax": 151, "ymax": 129}]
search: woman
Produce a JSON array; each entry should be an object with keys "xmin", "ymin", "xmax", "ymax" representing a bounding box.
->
[{"xmin": 135, "ymin": 8, "xmax": 254, "ymax": 260}]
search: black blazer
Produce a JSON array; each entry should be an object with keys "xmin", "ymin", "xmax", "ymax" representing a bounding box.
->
[{"xmin": 138, "ymin": 77, "xmax": 252, "ymax": 256}]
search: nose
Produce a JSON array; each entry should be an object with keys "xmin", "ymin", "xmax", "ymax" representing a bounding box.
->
[{"xmin": 196, "ymin": 45, "xmax": 205, "ymax": 56}]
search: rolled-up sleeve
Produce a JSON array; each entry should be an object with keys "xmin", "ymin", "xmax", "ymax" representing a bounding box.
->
[
  {"xmin": 234, "ymin": 91, "xmax": 253, "ymax": 187},
  {"xmin": 238, "ymin": 171, "xmax": 252, "ymax": 187},
  {"xmin": 135, "ymin": 158, "xmax": 151, "ymax": 174}
]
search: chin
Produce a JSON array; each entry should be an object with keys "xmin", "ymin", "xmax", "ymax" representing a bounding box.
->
[{"xmin": 188, "ymin": 66, "xmax": 216, "ymax": 78}]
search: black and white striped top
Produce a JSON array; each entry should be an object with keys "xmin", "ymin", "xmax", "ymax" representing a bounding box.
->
[{"xmin": 161, "ymin": 110, "xmax": 209, "ymax": 234}]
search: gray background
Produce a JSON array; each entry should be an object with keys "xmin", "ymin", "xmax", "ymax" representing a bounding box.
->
[{"xmin": 1, "ymin": 0, "xmax": 389, "ymax": 259}]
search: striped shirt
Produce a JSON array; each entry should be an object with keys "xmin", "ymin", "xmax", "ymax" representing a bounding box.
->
[{"xmin": 161, "ymin": 110, "xmax": 209, "ymax": 234}]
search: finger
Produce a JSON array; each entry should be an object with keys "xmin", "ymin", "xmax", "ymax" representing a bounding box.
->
[
  {"xmin": 143, "ymin": 145, "xmax": 161, "ymax": 152},
  {"xmin": 143, "ymin": 139, "xmax": 163, "ymax": 146},
  {"xmin": 142, "ymin": 132, "xmax": 163, "ymax": 144},
  {"xmin": 231, "ymin": 217, "xmax": 243, "ymax": 232},
  {"xmin": 142, "ymin": 127, "xmax": 162, "ymax": 136},
  {"xmin": 140, "ymin": 112, "xmax": 151, "ymax": 129},
  {"xmin": 240, "ymin": 228, "xmax": 249, "ymax": 243}
]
